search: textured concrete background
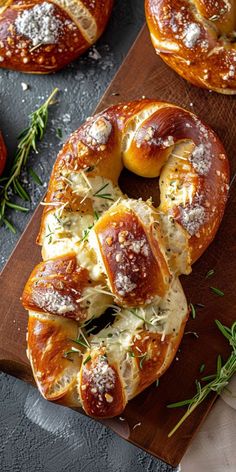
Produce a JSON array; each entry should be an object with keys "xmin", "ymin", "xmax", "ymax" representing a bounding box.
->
[{"xmin": 0, "ymin": 1, "xmax": 178, "ymax": 470}]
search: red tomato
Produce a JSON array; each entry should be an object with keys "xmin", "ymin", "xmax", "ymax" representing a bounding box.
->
[{"xmin": 0, "ymin": 131, "xmax": 7, "ymax": 176}]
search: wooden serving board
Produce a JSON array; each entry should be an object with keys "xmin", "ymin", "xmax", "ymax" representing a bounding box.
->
[{"xmin": 1, "ymin": 26, "xmax": 236, "ymax": 467}]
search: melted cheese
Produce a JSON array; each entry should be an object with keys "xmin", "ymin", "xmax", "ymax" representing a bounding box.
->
[{"xmin": 89, "ymin": 277, "xmax": 187, "ymax": 397}]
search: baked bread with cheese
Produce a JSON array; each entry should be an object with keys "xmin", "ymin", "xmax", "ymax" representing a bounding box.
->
[
  {"xmin": 145, "ymin": 0, "xmax": 236, "ymax": 94},
  {"xmin": 22, "ymin": 99, "xmax": 229, "ymax": 418},
  {"xmin": 0, "ymin": 0, "xmax": 113, "ymax": 73}
]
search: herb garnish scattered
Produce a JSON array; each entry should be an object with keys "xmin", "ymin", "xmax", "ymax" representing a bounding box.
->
[
  {"xmin": 129, "ymin": 350, "xmax": 147, "ymax": 369},
  {"xmin": 199, "ymin": 364, "xmax": 205, "ymax": 373},
  {"xmin": 129, "ymin": 309, "xmax": 155, "ymax": 328},
  {"xmin": 167, "ymin": 320, "xmax": 236, "ymax": 437},
  {"xmin": 0, "ymin": 88, "xmax": 58, "ymax": 232},
  {"xmin": 81, "ymin": 211, "xmax": 99, "ymax": 242},
  {"xmin": 189, "ymin": 303, "xmax": 196, "ymax": 319},
  {"xmin": 56, "ymin": 127, "xmax": 63, "ymax": 139},
  {"xmin": 29, "ymin": 167, "xmax": 43, "ymax": 186},
  {"xmin": 63, "ymin": 346, "xmax": 81, "ymax": 360},
  {"xmin": 205, "ymin": 269, "xmax": 215, "ymax": 279},
  {"xmin": 210, "ymin": 287, "xmax": 224, "ymax": 297},
  {"xmin": 83, "ymin": 355, "xmax": 92, "ymax": 365},
  {"xmin": 93, "ymin": 183, "xmax": 114, "ymax": 201}
]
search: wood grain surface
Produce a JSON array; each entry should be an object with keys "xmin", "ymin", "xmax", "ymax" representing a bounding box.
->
[{"xmin": 1, "ymin": 26, "xmax": 236, "ymax": 467}]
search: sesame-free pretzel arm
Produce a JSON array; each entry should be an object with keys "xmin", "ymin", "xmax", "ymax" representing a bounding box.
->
[
  {"xmin": 22, "ymin": 99, "xmax": 229, "ymax": 418},
  {"xmin": 0, "ymin": 0, "xmax": 113, "ymax": 73},
  {"xmin": 145, "ymin": 0, "xmax": 236, "ymax": 94}
]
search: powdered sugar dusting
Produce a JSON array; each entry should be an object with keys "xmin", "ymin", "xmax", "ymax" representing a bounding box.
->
[
  {"xmin": 190, "ymin": 143, "xmax": 211, "ymax": 175},
  {"xmin": 15, "ymin": 3, "xmax": 63, "ymax": 47},
  {"xmin": 180, "ymin": 204, "xmax": 205, "ymax": 236}
]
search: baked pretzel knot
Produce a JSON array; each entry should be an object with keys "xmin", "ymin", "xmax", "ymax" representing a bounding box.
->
[
  {"xmin": 0, "ymin": 0, "xmax": 113, "ymax": 73},
  {"xmin": 22, "ymin": 100, "xmax": 229, "ymax": 418},
  {"xmin": 145, "ymin": 0, "xmax": 236, "ymax": 94}
]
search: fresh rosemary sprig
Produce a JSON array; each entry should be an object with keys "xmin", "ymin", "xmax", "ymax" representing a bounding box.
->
[
  {"xmin": 0, "ymin": 88, "xmax": 58, "ymax": 232},
  {"xmin": 167, "ymin": 320, "xmax": 236, "ymax": 437}
]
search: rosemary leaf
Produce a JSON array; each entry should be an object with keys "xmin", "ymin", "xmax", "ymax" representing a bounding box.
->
[
  {"xmin": 83, "ymin": 355, "xmax": 92, "ymax": 365},
  {"xmin": 167, "ymin": 320, "xmax": 236, "ymax": 437},
  {"xmin": 0, "ymin": 88, "xmax": 58, "ymax": 231},
  {"xmin": 5, "ymin": 201, "xmax": 29, "ymax": 212},
  {"xmin": 210, "ymin": 287, "xmax": 224, "ymax": 297},
  {"xmin": 189, "ymin": 303, "xmax": 196, "ymax": 319},
  {"xmin": 29, "ymin": 167, "xmax": 43, "ymax": 186},
  {"xmin": 205, "ymin": 269, "xmax": 215, "ymax": 279},
  {"xmin": 199, "ymin": 364, "xmax": 205, "ymax": 373}
]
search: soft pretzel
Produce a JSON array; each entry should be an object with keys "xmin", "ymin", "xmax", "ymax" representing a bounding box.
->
[
  {"xmin": 22, "ymin": 99, "xmax": 229, "ymax": 418},
  {"xmin": 0, "ymin": 131, "xmax": 6, "ymax": 175},
  {"xmin": 145, "ymin": 0, "xmax": 236, "ymax": 94},
  {"xmin": 0, "ymin": 0, "xmax": 113, "ymax": 73}
]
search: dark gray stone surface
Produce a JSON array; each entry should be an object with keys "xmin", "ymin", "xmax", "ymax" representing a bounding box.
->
[{"xmin": 0, "ymin": 1, "xmax": 178, "ymax": 470}]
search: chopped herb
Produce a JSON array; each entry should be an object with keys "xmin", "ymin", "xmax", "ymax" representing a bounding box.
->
[
  {"xmin": 129, "ymin": 350, "xmax": 147, "ymax": 369},
  {"xmin": 29, "ymin": 167, "xmax": 43, "ymax": 185},
  {"xmin": 210, "ymin": 287, "xmax": 224, "ymax": 297},
  {"xmin": 83, "ymin": 355, "xmax": 91, "ymax": 365},
  {"xmin": 129, "ymin": 309, "xmax": 155, "ymax": 328},
  {"xmin": 189, "ymin": 303, "xmax": 196, "ymax": 319},
  {"xmin": 93, "ymin": 183, "xmax": 114, "ymax": 201},
  {"xmin": 81, "ymin": 211, "xmax": 100, "ymax": 242},
  {"xmin": 205, "ymin": 269, "xmax": 215, "ymax": 279},
  {"xmin": 199, "ymin": 364, "xmax": 205, "ymax": 373},
  {"xmin": 156, "ymin": 379, "xmax": 160, "ymax": 387},
  {"xmin": 195, "ymin": 303, "xmax": 205, "ymax": 309},
  {"xmin": 167, "ymin": 320, "xmax": 236, "ymax": 437},
  {"xmin": 56, "ymin": 127, "xmax": 63, "ymax": 139},
  {"xmin": 63, "ymin": 346, "xmax": 81, "ymax": 360}
]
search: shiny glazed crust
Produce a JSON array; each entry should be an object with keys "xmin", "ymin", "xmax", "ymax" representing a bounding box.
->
[
  {"xmin": 145, "ymin": 0, "xmax": 236, "ymax": 94},
  {"xmin": 22, "ymin": 99, "xmax": 229, "ymax": 418},
  {"xmin": 0, "ymin": 0, "xmax": 113, "ymax": 73}
]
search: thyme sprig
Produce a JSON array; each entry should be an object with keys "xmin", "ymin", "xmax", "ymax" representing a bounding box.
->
[
  {"xmin": 0, "ymin": 88, "xmax": 58, "ymax": 232},
  {"xmin": 167, "ymin": 320, "xmax": 236, "ymax": 437}
]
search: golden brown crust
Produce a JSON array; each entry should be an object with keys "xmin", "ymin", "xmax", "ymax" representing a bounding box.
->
[
  {"xmin": 0, "ymin": 131, "xmax": 6, "ymax": 175},
  {"xmin": 145, "ymin": 0, "xmax": 236, "ymax": 94},
  {"xmin": 22, "ymin": 254, "xmax": 93, "ymax": 321},
  {"xmin": 79, "ymin": 349, "xmax": 126, "ymax": 418},
  {"xmin": 94, "ymin": 204, "xmax": 171, "ymax": 305},
  {"xmin": 131, "ymin": 319, "xmax": 187, "ymax": 397},
  {"xmin": 27, "ymin": 312, "xmax": 81, "ymax": 400},
  {"xmin": 0, "ymin": 0, "xmax": 113, "ymax": 73},
  {"xmin": 22, "ymin": 99, "xmax": 230, "ymax": 418}
]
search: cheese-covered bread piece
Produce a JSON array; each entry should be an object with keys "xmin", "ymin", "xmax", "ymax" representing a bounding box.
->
[
  {"xmin": 22, "ymin": 99, "xmax": 229, "ymax": 418},
  {"xmin": 0, "ymin": 0, "xmax": 113, "ymax": 73},
  {"xmin": 146, "ymin": 0, "xmax": 236, "ymax": 94}
]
